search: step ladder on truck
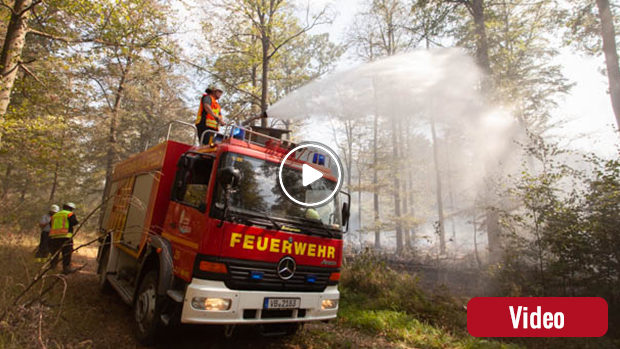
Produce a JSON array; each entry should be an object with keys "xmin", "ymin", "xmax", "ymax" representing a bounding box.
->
[{"xmin": 96, "ymin": 120, "xmax": 350, "ymax": 344}]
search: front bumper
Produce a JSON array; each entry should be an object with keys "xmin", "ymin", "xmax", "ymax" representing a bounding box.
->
[{"xmin": 181, "ymin": 278, "xmax": 339, "ymax": 324}]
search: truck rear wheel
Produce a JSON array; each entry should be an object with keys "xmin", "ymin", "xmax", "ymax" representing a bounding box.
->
[
  {"xmin": 134, "ymin": 270, "xmax": 164, "ymax": 345},
  {"xmin": 97, "ymin": 246, "xmax": 113, "ymax": 294}
]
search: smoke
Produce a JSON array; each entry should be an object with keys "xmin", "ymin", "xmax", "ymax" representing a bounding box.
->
[
  {"xmin": 269, "ymin": 49, "xmax": 478, "ymax": 120},
  {"xmin": 269, "ymin": 48, "xmax": 521, "ymax": 253}
]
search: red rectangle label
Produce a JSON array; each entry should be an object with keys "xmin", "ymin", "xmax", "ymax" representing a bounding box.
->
[{"xmin": 467, "ymin": 297, "xmax": 608, "ymax": 337}]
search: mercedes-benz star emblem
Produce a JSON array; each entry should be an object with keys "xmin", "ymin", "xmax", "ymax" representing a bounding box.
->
[{"xmin": 277, "ymin": 256, "xmax": 296, "ymax": 280}]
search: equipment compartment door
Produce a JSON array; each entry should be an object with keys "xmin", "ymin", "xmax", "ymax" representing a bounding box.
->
[{"xmin": 123, "ymin": 173, "xmax": 155, "ymax": 249}]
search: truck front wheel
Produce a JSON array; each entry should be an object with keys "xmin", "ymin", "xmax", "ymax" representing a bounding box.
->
[{"xmin": 134, "ymin": 270, "xmax": 163, "ymax": 345}]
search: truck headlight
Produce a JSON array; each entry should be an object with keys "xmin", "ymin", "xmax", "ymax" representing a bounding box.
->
[
  {"xmin": 191, "ymin": 297, "xmax": 231, "ymax": 311},
  {"xmin": 321, "ymin": 299, "xmax": 338, "ymax": 310}
]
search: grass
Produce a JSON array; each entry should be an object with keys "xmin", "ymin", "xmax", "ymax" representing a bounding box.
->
[
  {"xmin": 338, "ymin": 299, "xmax": 517, "ymax": 349},
  {"xmin": 336, "ymin": 251, "xmax": 619, "ymax": 349}
]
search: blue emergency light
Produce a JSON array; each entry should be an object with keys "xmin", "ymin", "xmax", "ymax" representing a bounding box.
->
[
  {"xmin": 312, "ymin": 153, "xmax": 325, "ymax": 166},
  {"xmin": 231, "ymin": 126, "xmax": 245, "ymax": 139},
  {"xmin": 250, "ymin": 271, "xmax": 264, "ymax": 280}
]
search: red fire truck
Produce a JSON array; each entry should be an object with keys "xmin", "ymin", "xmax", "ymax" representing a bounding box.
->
[{"xmin": 96, "ymin": 124, "xmax": 349, "ymax": 344}]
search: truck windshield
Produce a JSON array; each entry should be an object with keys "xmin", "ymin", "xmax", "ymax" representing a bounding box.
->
[{"xmin": 214, "ymin": 153, "xmax": 342, "ymax": 231}]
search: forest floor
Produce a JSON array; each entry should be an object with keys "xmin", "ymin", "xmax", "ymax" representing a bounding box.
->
[
  {"xmin": 0, "ymin": 233, "xmax": 411, "ymax": 348},
  {"xmin": 1, "ymin": 232, "xmax": 610, "ymax": 349}
]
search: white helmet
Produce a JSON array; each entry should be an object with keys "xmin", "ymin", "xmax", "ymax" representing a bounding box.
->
[
  {"xmin": 49, "ymin": 204, "xmax": 60, "ymax": 213},
  {"xmin": 65, "ymin": 202, "xmax": 76, "ymax": 210}
]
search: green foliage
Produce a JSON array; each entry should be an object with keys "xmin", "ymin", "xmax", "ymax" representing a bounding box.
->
[
  {"xmin": 204, "ymin": 0, "xmax": 342, "ymax": 120},
  {"xmin": 561, "ymin": 0, "xmax": 620, "ymax": 56},
  {"xmin": 0, "ymin": 0, "xmax": 188, "ymax": 233},
  {"xmin": 453, "ymin": 0, "xmax": 572, "ymax": 131},
  {"xmin": 341, "ymin": 250, "xmax": 466, "ymax": 332},
  {"xmin": 497, "ymin": 135, "xmax": 620, "ymax": 336},
  {"xmin": 339, "ymin": 251, "xmax": 519, "ymax": 348}
]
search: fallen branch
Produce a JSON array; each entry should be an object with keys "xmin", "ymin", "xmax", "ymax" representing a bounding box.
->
[{"xmin": 37, "ymin": 308, "xmax": 45, "ymax": 349}]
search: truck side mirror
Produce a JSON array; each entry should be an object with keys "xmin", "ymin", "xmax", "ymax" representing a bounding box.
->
[
  {"xmin": 341, "ymin": 202, "xmax": 350, "ymax": 231},
  {"xmin": 216, "ymin": 167, "xmax": 240, "ymax": 228},
  {"xmin": 217, "ymin": 167, "xmax": 241, "ymax": 189}
]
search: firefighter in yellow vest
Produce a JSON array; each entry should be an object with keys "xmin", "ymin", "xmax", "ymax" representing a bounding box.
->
[
  {"xmin": 35, "ymin": 204, "xmax": 60, "ymax": 262},
  {"xmin": 49, "ymin": 202, "xmax": 79, "ymax": 274},
  {"xmin": 195, "ymin": 87, "xmax": 225, "ymax": 145}
]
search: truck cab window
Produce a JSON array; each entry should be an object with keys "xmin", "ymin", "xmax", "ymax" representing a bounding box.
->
[{"xmin": 173, "ymin": 156, "xmax": 213, "ymax": 211}]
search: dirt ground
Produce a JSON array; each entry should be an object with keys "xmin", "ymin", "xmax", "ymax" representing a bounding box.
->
[{"xmin": 0, "ymin": 235, "xmax": 399, "ymax": 349}]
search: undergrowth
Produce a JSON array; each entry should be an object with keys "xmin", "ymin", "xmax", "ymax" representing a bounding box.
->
[
  {"xmin": 338, "ymin": 250, "xmax": 517, "ymax": 348},
  {"xmin": 338, "ymin": 250, "xmax": 619, "ymax": 349}
]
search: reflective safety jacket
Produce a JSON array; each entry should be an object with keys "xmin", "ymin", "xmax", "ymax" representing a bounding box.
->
[
  {"xmin": 195, "ymin": 94, "xmax": 221, "ymax": 130},
  {"xmin": 49, "ymin": 210, "xmax": 75, "ymax": 239}
]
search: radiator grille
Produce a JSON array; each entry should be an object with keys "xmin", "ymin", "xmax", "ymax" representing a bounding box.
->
[{"xmin": 225, "ymin": 261, "xmax": 332, "ymax": 292}]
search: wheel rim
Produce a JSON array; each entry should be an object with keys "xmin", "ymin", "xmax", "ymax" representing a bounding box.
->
[{"xmin": 135, "ymin": 285, "xmax": 157, "ymax": 328}]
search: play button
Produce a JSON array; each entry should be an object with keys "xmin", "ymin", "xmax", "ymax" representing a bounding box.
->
[
  {"xmin": 278, "ymin": 142, "xmax": 343, "ymax": 207},
  {"xmin": 302, "ymin": 164, "xmax": 323, "ymax": 187}
]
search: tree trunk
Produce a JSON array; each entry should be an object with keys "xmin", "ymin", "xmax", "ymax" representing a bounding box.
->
[
  {"xmin": 486, "ymin": 208, "xmax": 501, "ymax": 264},
  {"xmin": 98, "ymin": 61, "xmax": 131, "ymax": 228},
  {"xmin": 1, "ymin": 163, "xmax": 12, "ymax": 200},
  {"xmin": 260, "ymin": 36, "xmax": 269, "ymax": 128},
  {"xmin": 447, "ymin": 156, "xmax": 457, "ymax": 245},
  {"xmin": 407, "ymin": 122, "xmax": 416, "ymax": 250},
  {"xmin": 430, "ymin": 116, "xmax": 446, "ymax": 254},
  {"xmin": 401, "ymin": 123, "xmax": 411, "ymax": 250},
  {"xmin": 345, "ymin": 120, "xmax": 353, "ymax": 191},
  {"xmin": 471, "ymin": 0, "xmax": 491, "ymax": 90},
  {"xmin": 470, "ymin": 0, "xmax": 501, "ymax": 262},
  {"xmin": 49, "ymin": 130, "xmax": 65, "ymax": 203},
  {"xmin": 251, "ymin": 64, "xmax": 258, "ymax": 115},
  {"xmin": 402, "ymin": 172, "xmax": 411, "ymax": 250},
  {"xmin": 391, "ymin": 121, "xmax": 403, "ymax": 254},
  {"xmin": 408, "ymin": 164, "xmax": 415, "ymax": 249},
  {"xmin": 19, "ymin": 180, "xmax": 27, "ymax": 202},
  {"xmin": 357, "ymin": 164, "xmax": 362, "ymax": 232},
  {"xmin": 49, "ymin": 159, "xmax": 59, "ymax": 203},
  {"xmin": 373, "ymin": 101, "xmax": 380, "ymax": 249},
  {"xmin": 0, "ymin": 0, "xmax": 34, "ymax": 144},
  {"xmin": 472, "ymin": 211, "xmax": 481, "ymax": 269},
  {"xmin": 596, "ymin": 0, "xmax": 620, "ymax": 132}
]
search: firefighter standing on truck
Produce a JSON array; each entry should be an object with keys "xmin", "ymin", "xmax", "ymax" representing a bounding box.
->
[
  {"xmin": 49, "ymin": 202, "xmax": 79, "ymax": 274},
  {"xmin": 195, "ymin": 87, "xmax": 225, "ymax": 145}
]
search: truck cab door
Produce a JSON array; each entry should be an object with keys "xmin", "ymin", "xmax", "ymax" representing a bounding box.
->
[{"xmin": 164, "ymin": 154, "xmax": 215, "ymax": 280}]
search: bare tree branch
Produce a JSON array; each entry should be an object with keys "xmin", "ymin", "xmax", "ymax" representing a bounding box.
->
[
  {"xmin": 267, "ymin": 6, "xmax": 329, "ymax": 59},
  {"xmin": 0, "ymin": 0, "xmax": 15, "ymax": 14},
  {"xmin": 18, "ymin": 61, "xmax": 44, "ymax": 85},
  {"xmin": 19, "ymin": 0, "xmax": 43, "ymax": 16},
  {"xmin": 27, "ymin": 28, "xmax": 116, "ymax": 46}
]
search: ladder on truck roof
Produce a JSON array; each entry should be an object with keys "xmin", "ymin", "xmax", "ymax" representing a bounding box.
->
[
  {"xmin": 143, "ymin": 120, "xmax": 198, "ymax": 150},
  {"xmin": 143, "ymin": 119, "xmax": 295, "ymax": 151}
]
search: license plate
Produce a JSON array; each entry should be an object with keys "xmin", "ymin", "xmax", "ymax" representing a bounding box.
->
[{"xmin": 264, "ymin": 297, "xmax": 301, "ymax": 309}]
